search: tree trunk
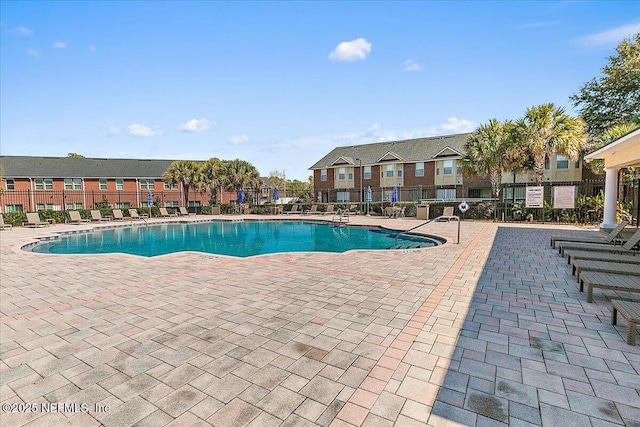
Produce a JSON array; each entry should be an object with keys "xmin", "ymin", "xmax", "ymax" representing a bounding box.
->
[{"xmin": 533, "ymin": 153, "xmax": 545, "ymax": 186}]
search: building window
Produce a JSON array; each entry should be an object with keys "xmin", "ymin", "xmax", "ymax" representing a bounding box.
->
[
  {"xmin": 442, "ymin": 160, "xmax": 453, "ymax": 175},
  {"xmin": 556, "ymin": 155, "xmax": 569, "ymax": 170},
  {"xmin": 348, "ymin": 169, "xmax": 353, "ymax": 180},
  {"xmin": 386, "ymin": 165, "xmax": 394, "ymax": 178},
  {"xmin": 469, "ymin": 188, "xmax": 491, "ymax": 199},
  {"xmin": 64, "ymin": 178, "xmax": 82, "ymax": 190},
  {"xmin": 456, "ymin": 162, "xmax": 461, "ymax": 175},
  {"xmin": 164, "ymin": 182, "xmax": 178, "ymax": 190},
  {"xmin": 503, "ymin": 187, "xmax": 526, "ymax": 201},
  {"xmin": 321, "ymin": 169, "xmax": 327, "ymax": 182},
  {"xmin": 66, "ymin": 202, "xmax": 83, "ymax": 210},
  {"xmin": 36, "ymin": 203, "xmax": 54, "ymax": 211},
  {"xmin": 415, "ymin": 163, "xmax": 424, "ymax": 177},
  {"xmin": 5, "ymin": 179, "xmax": 15, "ymax": 190},
  {"xmin": 188, "ymin": 201, "xmax": 202, "ymax": 207},
  {"xmin": 35, "ymin": 179, "xmax": 53, "ymax": 190},
  {"xmin": 338, "ymin": 168, "xmax": 345, "ymax": 180},
  {"xmin": 436, "ymin": 189, "xmax": 456, "ymax": 200},
  {"xmin": 397, "ymin": 166, "xmax": 403, "ymax": 178},
  {"xmin": 140, "ymin": 179, "xmax": 155, "ymax": 190},
  {"xmin": 115, "ymin": 202, "xmax": 130, "ymax": 208},
  {"xmin": 99, "ymin": 179, "xmax": 107, "ymax": 190},
  {"xmin": 116, "ymin": 179, "xmax": 124, "ymax": 190},
  {"xmin": 164, "ymin": 201, "xmax": 179, "ymax": 208},
  {"xmin": 5, "ymin": 204, "xmax": 23, "ymax": 212},
  {"xmin": 336, "ymin": 191, "xmax": 350, "ymax": 202},
  {"xmin": 544, "ymin": 156, "xmax": 550, "ymax": 170},
  {"xmin": 364, "ymin": 166, "xmax": 371, "ymax": 180}
]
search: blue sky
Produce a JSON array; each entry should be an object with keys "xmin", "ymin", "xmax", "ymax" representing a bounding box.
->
[{"xmin": 1, "ymin": 1, "xmax": 638, "ymax": 180}]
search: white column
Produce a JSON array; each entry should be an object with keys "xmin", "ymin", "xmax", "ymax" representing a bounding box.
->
[{"xmin": 601, "ymin": 167, "xmax": 619, "ymax": 229}]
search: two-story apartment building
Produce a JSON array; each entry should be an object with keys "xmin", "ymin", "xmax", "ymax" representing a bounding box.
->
[
  {"xmin": 0, "ymin": 156, "xmax": 240, "ymax": 213},
  {"xmin": 310, "ymin": 133, "xmax": 491, "ymax": 203},
  {"xmin": 310, "ymin": 133, "xmax": 603, "ymax": 204}
]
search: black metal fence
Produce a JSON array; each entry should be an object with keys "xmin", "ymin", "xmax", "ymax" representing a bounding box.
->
[{"xmin": 2, "ymin": 179, "xmax": 638, "ymax": 225}]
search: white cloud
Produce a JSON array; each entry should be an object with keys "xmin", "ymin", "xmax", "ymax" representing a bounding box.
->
[
  {"xmin": 107, "ymin": 126, "xmax": 120, "ymax": 137},
  {"xmin": 177, "ymin": 118, "xmax": 212, "ymax": 132},
  {"xmin": 11, "ymin": 26, "xmax": 33, "ymax": 35},
  {"xmin": 403, "ymin": 59, "xmax": 421, "ymax": 71},
  {"xmin": 26, "ymin": 49, "xmax": 40, "ymax": 58},
  {"xmin": 439, "ymin": 117, "xmax": 476, "ymax": 133},
  {"xmin": 53, "ymin": 41, "xmax": 68, "ymax": 49},
  {"xmin": 329, "ymin": 38, "xmax": 372, "ymax": 62},
  {"xmin": 581, "ymin": 21, "xmax": 640, "ymax": 46},
  {"xmin": 127, "ymin": 123, "xmax": 163, "ymax": 137},
  {"xmin": 88, "ymin": 45, "xmax": 97, "ymax": 52},
  {"xmin": 230, "ymin": 135, "xmax": 249, "ymax": 145}
]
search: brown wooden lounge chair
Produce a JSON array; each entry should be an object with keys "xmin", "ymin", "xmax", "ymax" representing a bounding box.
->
[
  {"xmin": 571, "ymin": 259, "xmax": 640, "ymax": 282},
  {"xmin": 558, "ymin": 228, "xmax": 640, "ymax": 257},
  {"xmin": 23, "ymin": 212, "xmax": 49, "ymax": 228},
  {"xmin": 578, "ymin": 271, "xmax": 640, "ymax": 303},
  {"xmin": 550, "ymin": 221, "xmax": 629, "ymax": 248},
  {"xmin": 611, "ymin": 300, "xmax": 640, "ymax": 345},
  {"xmin": 564, "ymin": 250, "xmax": 640, "ymax": 266}
]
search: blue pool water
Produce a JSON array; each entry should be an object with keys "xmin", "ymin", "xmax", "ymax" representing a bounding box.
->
[{"xmin": 29, "ymin": 221, "xmax": 440, "ymax": 257}]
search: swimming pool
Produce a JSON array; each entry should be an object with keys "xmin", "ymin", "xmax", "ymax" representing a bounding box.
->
[{"xmin": 28, "ymin": 220, "xmax": 441, "ymax": 257}]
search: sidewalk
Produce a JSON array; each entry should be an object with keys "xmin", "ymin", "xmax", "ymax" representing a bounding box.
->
[{"xmin": 0, "ymin": 218, "xmax": 638, "ymax": 426}]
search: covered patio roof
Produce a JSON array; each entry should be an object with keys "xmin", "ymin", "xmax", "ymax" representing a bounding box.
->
[
  {"xmin": 584, "ymin": 127, "xmax": 640, "ymax": 228},
  {"xmin": 584, "ymin": 127, "xmax": 640, "ymax": 168}
]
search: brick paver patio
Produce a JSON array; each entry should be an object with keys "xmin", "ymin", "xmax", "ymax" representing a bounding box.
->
[{"xmin": 1, "ymin": 215, "xmax": 638, "ymax": 426}]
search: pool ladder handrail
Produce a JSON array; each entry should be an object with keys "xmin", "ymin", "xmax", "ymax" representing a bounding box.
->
[
  {"xmin": 393, "ymin": 219, "xmax": 432, "ymax": 248},
  {"xmin": 332, "ymin": 208, "xmax": 350, "ymax": 227}
]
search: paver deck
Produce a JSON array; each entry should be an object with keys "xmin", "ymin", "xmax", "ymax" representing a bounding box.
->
[{"xmin": 1, "ymin": 215, "xmax": 638, "ymax": 426}]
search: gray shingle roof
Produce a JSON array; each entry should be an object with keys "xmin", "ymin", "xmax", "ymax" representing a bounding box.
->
[
  {"xmin": 0, "ymin": 156, "xmax": 181, "ymax": 179},
  {"xmin": 309, "ymin": 133, "xmax": 470, "ymax": 169}
]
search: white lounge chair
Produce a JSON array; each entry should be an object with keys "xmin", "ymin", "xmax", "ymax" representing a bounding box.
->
[
  {"xmin": 90, "ymin": 210, "xmax": 111, "ymax": 222},
  {"xmin": 23, "ymin": 212, "xmax": 49, "ymax": 228},
  {"xmin": 159, "ymin": 207, "xmax": 178, "ymax": 217},
  {"xmin": 68, "ymin": 211, "xmax": 90, "ymax": 224},
  {"xmin": 0, "ymin": 215, "xmax": 13, "ymax": 230}
]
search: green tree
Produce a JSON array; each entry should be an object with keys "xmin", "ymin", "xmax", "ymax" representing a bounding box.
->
[
  {"xmin": 571, "ymin": 33, "xmax": 640, "ymax": 136},
  {"xmin": 163, "ymin": 160, "xmax": 200, "ymax": 207},
  {"xmin": 587, "ymin": 122, "xmax": 640, "ymax": 179},
  {"xmin": 224, "ymin": 159, "xmax": 261, "ymax": 202},
  {"xmin": 269, "ymin": 170, "xmax": 286, "ymax": 197},
  {"xmin": 67, "ymin": 153, "xmax": 85, "ymax": 158},
  {"xmin": 515, "ymin": 103, "xmax": 587, "ymax": 185},
  {"xmin": 462, "ymin": 119, "xmax": 526, "ymax": 200},
  {"xmin": 198, "ymin": 157, "xmax": 225, "ymax": 205}
]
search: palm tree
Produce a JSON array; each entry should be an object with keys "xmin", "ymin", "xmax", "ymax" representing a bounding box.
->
[
  {"xmin": 463, "ymin": 119, "xmax": 523, "ymax": 200},
  {"xmin": 163, "ymin": 160, "xmax": 200, "ymax": 207},
  {"xmin": 516, "ymin": 103, "xmax": 587, "ymax": 185},
  {"xmin": 198, "ymin": 157, "xmax": 225, "ymax": 205},
  {"xmin": 224, "ymin": 159, "xmax": 261, "ymax": 203}
]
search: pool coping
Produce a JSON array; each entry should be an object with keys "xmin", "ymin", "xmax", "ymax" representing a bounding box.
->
[{"xmin": 14, "ymin": 216, "xmax": 449, "ymax": 260}]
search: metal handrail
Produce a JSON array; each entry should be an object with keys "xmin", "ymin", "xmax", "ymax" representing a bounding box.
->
[{"xmin": 393, "ymin": 219, "xmax": 432, "ymax": 248}]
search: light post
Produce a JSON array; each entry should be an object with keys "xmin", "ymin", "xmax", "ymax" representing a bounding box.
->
[{"xmin": 356, "ymin": 158, "xmax": 363, "ymax": 213}]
